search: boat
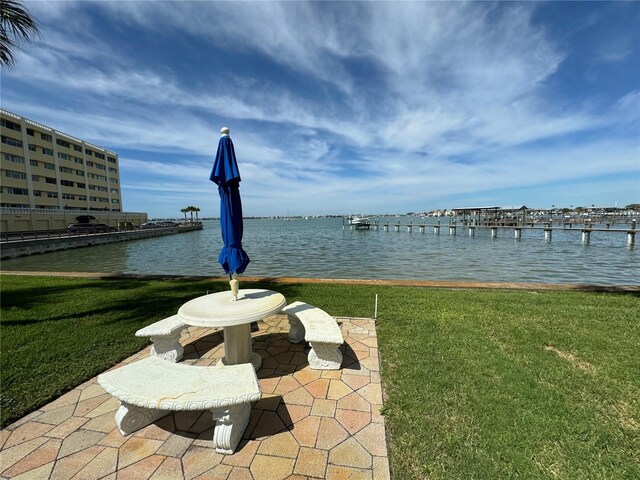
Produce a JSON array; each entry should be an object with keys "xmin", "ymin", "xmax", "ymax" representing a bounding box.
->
[{"xmin": 347, "ymin": 215, "xmax": 371, "ymax": 228}]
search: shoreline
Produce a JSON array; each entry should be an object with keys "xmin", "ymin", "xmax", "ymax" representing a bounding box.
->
[{"xmin": 2, "ymin": 270, "xmax": 638, "ymax": 292}]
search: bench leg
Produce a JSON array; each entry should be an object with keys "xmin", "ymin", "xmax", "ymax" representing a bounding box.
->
[
  {"xmin": 114, "ymin": 402, "xmax": 166, "ymax": 436},
  {"xmin": 211, "ymin": 403, "xmax": 251, "ymax": 454},
  {"xmin": 150, "ymin": 332, "xmax": 184, "ymax": 362},
  {"xmin": 287, "ymin": 315, "xmax": 305, "ymax": 343},
  {"xmin": 308, "ymin": 342, "xmax": 343, "ymax": 370}
]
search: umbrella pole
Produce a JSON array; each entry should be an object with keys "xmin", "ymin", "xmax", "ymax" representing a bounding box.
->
[{"xmin": 229, "ymin": 273, "xmax": 239, "ymax": 301}]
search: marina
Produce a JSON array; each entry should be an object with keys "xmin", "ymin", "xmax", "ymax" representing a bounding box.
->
[{"xmin": 2, "ymin": 217, "xmax": 638, "ymax": 286}]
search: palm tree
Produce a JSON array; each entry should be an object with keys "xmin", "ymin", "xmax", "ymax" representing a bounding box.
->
[
  {"xmin": 187, "ymin": 205, "xmax": 195, "ymax": 223},
  {"xmin": 0, "ymin": 0, "xmax": 40, "ymax": 67},
  {"xmin": 180, "ymin": 207, "xmax": 188, "ymax": 224},
  {"xmin": 194, "ymin": 207, "xmax": 200, "ymax": 223}
]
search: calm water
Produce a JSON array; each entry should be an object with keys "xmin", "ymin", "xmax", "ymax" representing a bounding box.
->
[{"xmin": 2, "ymin": 217, "xmax": 639, "ymax": 286}]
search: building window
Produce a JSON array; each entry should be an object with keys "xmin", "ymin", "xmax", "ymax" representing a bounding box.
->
[
  {"xmin": 42, "ymin": 147, "xmax": 54, "ymax": 156},
  {"xmin": 110, "ymin": 178, "xmax": 118, "ymax": 184},
  {"xmin": 90, "ymin": 196, "xmax": 97, "ymax": 201},
  {"xmin": 56, "ymin": 139, "xmax": 71, "ymax": 148},
  {"xmin": 3, "ymin": 153, "xmax": 24, "ymax": 164},
  {"xmin": 32, "ymin": 175, "xmax": 41, "ymax": 181},
  {"xmin": 107, "ymin": 156, "xmax": 117, "ymax": 163},
  {"xmin": 111, "ymin": 198, "xmax": 120, "ymax": 204},
  {"xmin": 28, "ymin": 144, "xmax": 36, "ymax": 151},
  {"xmin": 74, "ymin": 144, "xmax": 82, "ymax": 152},
  {"xmin": 76, "ymin": 182, "xmax": 86, "ymax": 188},
  {"xmin": 47, "ymin": 191, "xmax": 58, "ymax": 198},
  {"xmin": 6, "ymin": 187, "xmax": 29, "ymax": 195},
  {"xmin": 62, "ymin": 193, "xmax": 75, "ymax": 199},
  {"xmin": 58, "ymin": 152, "xmax": 70, "ymax": 160},
  {"xmin": 30, "ymin": 159, "xmax": 38, "ymax": 166},
  {"xmin": 1, "ymin": 119, "xmax": 21, "ymax": 131},
  {"xmin": 97, "ymin": 186, "xmax": 108, "ymax": 192},
  {"xmin": 4, "ymin": 170, "xmax": 26, "ymax": 179},
  {"xmin": 60, "ymin": 180, "xmax": 74, "ymax": 187},
  {"xmin": 99, "ymin": 197, "xmax": 109, "ymax": 203},
  {"xmin": 40, "ymin": 132, "xmax": 52, "ymax": 142},
  {"xmin": 110, "ymin": 188, "xmax": 119, "ymax": 194},
  {"xmin": 1, "ymin": 135, "xmax": 22, "ymax": 147},
  {"xmin": 26, "ymin": 128, "xmax": 34, "ymax": 136},
  {"xmin": 88, "ymin": 185, "xmax": 96, "ymax": 190},
  {"xmin": 76, "ymin": 170, "xmax": 84, "ymax": 176},
  {"xmin": 78, "ymin": 195, "xmax": 87, "ymax": 201},
  {"xmin": 94, "ymin": 152, "xmax": 105, "ymax": 160},
  {"xmin": 45, "ymin": 177, "xmax": 56, "ymax": 184},
  {"xmin": 108, "ymin": 167, "xmax": 117, "ymax": 174},
  {"xmin": 86, "ymin": 161, "xmax": 94, "ymax": 167},
  {"xmin": 85, "ymin": 149, "xmax": 93, "ymax": 156},
  {"xmin": 33, "ymin": 190, "xmax": 41, "ymax": 197},
  {"xmin": 74, "ymin": 157, "xmax": 83, "ymax": 164},
  {"xmin": 59, "ymin": 166, "xmax": 73, "ymax": 174},
  {"xmin": 96, "ymin": 164, "xmax": 106, "ymax": 170},
  {"xmin": 98, "ymin": 175, "xmax": 107, "ymax": 181},
  {"xmin": 43, "ymin": 162, "xmax": 55, "ymax": 170}
]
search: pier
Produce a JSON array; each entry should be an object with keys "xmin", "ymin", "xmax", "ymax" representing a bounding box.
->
[
  {"xmin": 349, "ymin": 221, "xmax": 637, "ymax": 248},
  {"xmin": 0, "ymin": 224, "xmax": 203, "ymax": 259}
]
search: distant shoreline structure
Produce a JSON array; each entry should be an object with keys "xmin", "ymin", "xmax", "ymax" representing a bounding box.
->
[
  {"xmin": 150, "ymin": 203, "xmax": 640, "ymax": 223},
  {"xmin": 158, "ymin": 204, "xmax": 639, "ymax": 224}
]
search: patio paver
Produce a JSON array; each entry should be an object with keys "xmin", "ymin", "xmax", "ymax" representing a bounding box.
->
[{"xmin": 0, "ymin": 315, "xmax": 390, "ymax": 480}]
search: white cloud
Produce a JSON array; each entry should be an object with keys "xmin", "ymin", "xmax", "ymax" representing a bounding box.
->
[{"xmin": 5, "ymin": 1, "xmax": 638, "ymax": 217}]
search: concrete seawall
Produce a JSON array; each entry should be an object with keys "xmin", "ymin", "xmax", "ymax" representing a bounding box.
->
[{"xmin": 0, "ymin": 225, "xmax": 203, "ymax": 259}]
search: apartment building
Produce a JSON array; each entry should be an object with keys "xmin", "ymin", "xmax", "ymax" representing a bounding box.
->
[{"xmin": 1, "ymin": 109, "xmax": 122, "ymax": 212}]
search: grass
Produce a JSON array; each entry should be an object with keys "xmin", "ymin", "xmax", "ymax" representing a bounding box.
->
[
  {"xmin": 377, "ymin": 287, "xmax": 640, "ymax": 479},
  {"xmin": 1, "ymin": 274, "xmax": 639, "ymax": 479}
]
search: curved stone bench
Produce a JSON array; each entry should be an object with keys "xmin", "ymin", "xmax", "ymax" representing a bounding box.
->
[
  {"xmin": 97, "ymin": 356, "xmax": 261, "ymax": 454},
  {"xmin": 135, "ymin": 314, "xmax": 186, "ymax": 362},
  {"xmin": 281, "ymin": 301, "xmax": 344, "ymax": 370}
]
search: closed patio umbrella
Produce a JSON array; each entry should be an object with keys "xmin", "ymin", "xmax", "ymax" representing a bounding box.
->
[{"xmin": 210, "ymin": 127, "xmax": 250, "ymax": 299}]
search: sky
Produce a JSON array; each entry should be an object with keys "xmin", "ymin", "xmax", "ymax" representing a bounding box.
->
[{"xmin": 2, "ymin": 1, "xmax": 639, "ymax": 218}]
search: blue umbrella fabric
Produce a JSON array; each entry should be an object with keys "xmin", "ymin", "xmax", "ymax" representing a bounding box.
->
[{"xmin": 210, "ymin": 131, "xmax": 250, "ymax": 276}]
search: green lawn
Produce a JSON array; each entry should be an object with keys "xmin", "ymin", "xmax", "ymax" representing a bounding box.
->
[{"xmin": 1, "ymin": 274, "xmax": 638, "ymax": 479}]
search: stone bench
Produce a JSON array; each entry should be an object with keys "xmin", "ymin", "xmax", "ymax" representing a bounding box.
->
[
  {"xmin": 281, "ymin": 301, "xmax": 344, "ymax": 370},
  {"xmin": 97, "ymin": 356, "xmax": 261, "ymax": 454},
  {"xmin": 135, "ymin": 314, "xmax": 186, "ymax": 362}
]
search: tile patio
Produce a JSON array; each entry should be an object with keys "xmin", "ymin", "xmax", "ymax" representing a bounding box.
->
[{"xmin": 0, "ymin": 315, "xmax": 390, "ymax": 480}]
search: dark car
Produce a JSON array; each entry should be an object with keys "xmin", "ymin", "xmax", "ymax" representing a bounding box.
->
[
  {"xmin": 68, "ymin": 223, "xmax": 111, "ymax": 234},
  {"xmin": 139, "ymin": 222, "xmax": 161, "ymax": 229}
]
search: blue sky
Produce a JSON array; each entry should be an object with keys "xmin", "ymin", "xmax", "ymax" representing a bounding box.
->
[{"xmin": 2, "ymin": 1, "xmax": 639, "ymax": 218}]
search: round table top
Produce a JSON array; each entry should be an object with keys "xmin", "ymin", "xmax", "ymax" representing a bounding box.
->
[{"xmin": 177, "ymin": 289, "xmax": 286, "ymax": 327}]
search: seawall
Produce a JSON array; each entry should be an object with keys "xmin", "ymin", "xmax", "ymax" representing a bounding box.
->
[{"xmin": 0, "ymin": 225, "xmax": 203, "ymax": 260}]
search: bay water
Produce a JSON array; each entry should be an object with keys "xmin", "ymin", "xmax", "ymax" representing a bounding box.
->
[{"xmin": 2, "ymin": 217, "xmax": 638, "ymax": 286}]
